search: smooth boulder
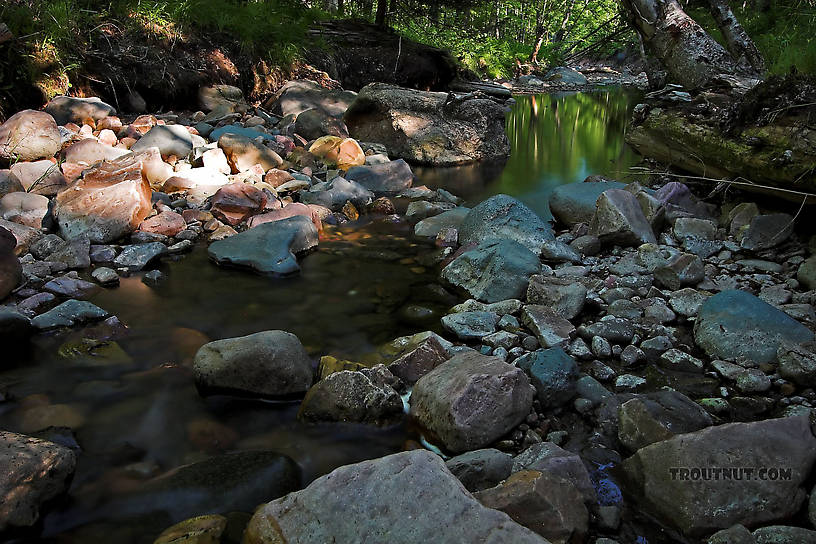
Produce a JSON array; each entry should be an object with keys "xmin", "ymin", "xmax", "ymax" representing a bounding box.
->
[
  {"xmin": 459, "ymin": 194, "xmax": 554, "ymax": 253},
  {"xmin": 344, "ymin": 159, "xmax": 414, "ymax": 196},
  {"xmin": 45, "ymin": 96, "xmax": 115, "ymax": 125},
  {"xmin": 549, "ymin": 179, "xmax": 625, "ymax": 226},
  {"xmin": 131, "ymin": 124, "xmax": 193, "ymax": 159},
  {"xmin": 0, "ymin": 110, "xmax": 61, "ymax": 163}
]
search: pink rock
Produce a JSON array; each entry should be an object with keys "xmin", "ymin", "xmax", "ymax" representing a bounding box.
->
[
  {"xmin": 54, "ymin": 152, "xmax": 153, "ymax": 243},
  {"xmin": 0, "ymin": 110, "xmax": 61, "ymax": 163},
  {"xmin": 79, "ymin": 124, "xmax": 94, "ymax": 136},
  {"xmin": 264, "ymin": 169, "xmax": 295, "ymax": 188},
  {"xmin": 248, "ymin": 202, "xmax": 322, "ymax": 232},
  {"xmin": 98, "ymin": 129, "xmax": 118, "ymax": 147},
  {"xmin": 63, "ymin": 139, "xmax": 129, "ymax": 165},
  {"xmin": 61, "ymin": 163, "xmax": 87, "ymax": 184},
  {"xmin": 210, "ymin": 183, "xmax": 268, "ymax": 226},
  {"xmin": 218, "ymin": 133, "xmax": 283, "ymax": 173},
  {"xmin": 0, "ymin": 192, "xmax": 49, "ymax": 228},
  {"xmin": 131, "ymin": 115, "xmax": 157, "ymax": 135},
  {"xmin": 97, "ymin": 116, "xmax": 123, "ymax": 131},
  {"xmin": 138, "ymin": 210, "xmax": 186, "ymax": 237},
  {"xmin": 202, "ymin": 147, "xmax": 230, "ymax": 175},
  {"xmin": 9, "ymin": 160, "xmax": 66, "ymax": 196}
]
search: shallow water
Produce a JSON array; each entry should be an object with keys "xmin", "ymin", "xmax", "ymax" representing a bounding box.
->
[{"xmin": 0, "ymin": 89, "xmax": 642, "ymax": 542}]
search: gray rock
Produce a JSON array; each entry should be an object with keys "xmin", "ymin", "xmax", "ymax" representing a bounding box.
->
[
  {"xmin": 590, "ymin": 189, "xmax": 656, "ymax": 246},
  {"xmin": 91, "ymin": 266, "xmax": 119, "ymax": 286},
  {"xmin": 798, "ymin": 256, "xmax": 816, "ymax": 291},
  {"xmin": 113, "ymin": 242, "xmax": 166, "ymax": 271},
  {"xmin": 526, "ymin": 275, "xmax": 586, "ymax": 320},
  {"xmin": 131, "ymin": 125, "xmax": 193, "ymax": 159},
  {"xmin": 581, "ymin": 318, "xmax": 635, "ymax": 344},
  {"xmin": 441, "ymin": 311, "xmax": 500, "ymax": 341},
  {"xmin": 544, "ymin": 66, "xmax": 588, "ymax": 84},
  {"xmin": 512, "ymin": 442, "xmax": 596, "ymax": 503},
  {"xmin": 521, "ymin": 305, "xmax": 575, "ymax": 348},
  {"xmin": 778, "ymin": 341, "xmax": 816, "ymax": 386},
  {"xmin": 753, "ymin": 526, "xmax": 816, "ymax": 544},
  {"xmin": 293, "ymin": 107, "xmax": 348, "ymax": 140},
  {"xmin": 655, "ymin": 253, "xmax": 704, "ymax": 289},
  {"xmin": 540, "ymin": 239, "xmax": 582, "ymax": 263},
  {"xmin": 410, "ymin": 351, "xmax": 534, "ymax": 453},
  {"xmin": 298, "ymin": 366, "xmax": 403, "ymax": 424},
  {"xmin": 43, "ymin": 275, "xmax": 99, "ymax": 299},
  {"xmin": 445, "ymin": 448, "xmax": 514, "ymax": 492},
  {"xmin": 44, "ymin": 95, "xmax": 115, "ymax": 125},
  {"xmin": 740, "ymin": 214, "xmax": 794, "ymax": 251},
  {"xmin": 244, "ymin": 450, "xmax": 547, "ymax": 543},
  {"xmin": 414, "ymin": 207, "xmax": 470, "ymax": 237},
  {"xmin": 623, "ymin": 415, "xmax": 816, "ymax": 536},
  {"xmin": 387, "ymin": 335, "xmax": 449, "ymax": 385},
  {"xmin": 618, "ymin": 391, "xmax": 713, "ymax": 452},
  {"xmin": 694, "ymin": 290, "xmax": 814, "ymax": 364},
  {"xmin": 669, "ymin": 288, "xmax": 709, "ymax": 317},
  {"xmin": 344, "ymin": 159, "xmax": 413, "ymax": 196},
  {"xmin": 707, "ymin": 525, "xmax": 756, "ymax": 544},
  {"xmin": 406, "ymin": 200, "xmax": 456, "ymax": 221},
  {"xmin": 31, "ymin": 299, "xmax": 109, "ymax": 330},
  {"xmin": 570, "ymin": 234, "xmax": 601, "ymax": 256},
  {"xmin": 193, "ymin": 330, "xmax": 313, "ymax": 398},
  {"xmin": 515, "ymin": 348, "xmax": 579, "ymax": 408},
  {"xmin": 0, "ymin": 431, "xmax": 76, "ymax": 531},
  {"xmin": 209, "ymin": 124, "xmax": 275, "ymax": 142},
  {"xmin": 300, "ymin": 177, "xmax": 374, "ymax": 211},
  {"xmin": 208, "ymin": 216, "xmax": 318, "ymax": 276},
  {"xmin": 549, "ymin": 179, "xmax": 625, "ymax": 226},
  {"xmin": 441, "ymin": 239, "xmax": 540, "ymax": 303},
  {"xmin": 658, "ymin": 349, "xmax": 704, "ymax": 373},
  {"xmin": 269, "ymin": 79, "xmax": 357, "ymax": 118},
  {"xmin": 459, "ymin": 194, "xmax": 554, "ymax": 253}
]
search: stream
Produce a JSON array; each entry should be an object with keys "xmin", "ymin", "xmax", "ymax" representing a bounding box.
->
[{"xmin": 0, "ymin": 89, "xmax": 642, "ymax": 543}]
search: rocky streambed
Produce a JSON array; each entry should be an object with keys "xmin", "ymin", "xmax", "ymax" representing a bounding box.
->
[{"xmin": 1, "ymin": 79, "xmax": 816, "ymax": 544}]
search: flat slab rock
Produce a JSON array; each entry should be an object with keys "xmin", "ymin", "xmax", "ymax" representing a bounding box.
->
[{"xmin": 243, "ymin": 450, "xmax": 548, "ymax": 544}]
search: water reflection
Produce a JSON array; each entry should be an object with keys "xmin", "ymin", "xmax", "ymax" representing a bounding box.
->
[{"xmin": 416, "ymin": 89, "xmax": 642, "ymax": 219}]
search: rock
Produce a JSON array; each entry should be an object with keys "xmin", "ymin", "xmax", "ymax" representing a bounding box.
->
[
  {"xmin": 209, "ymin": 124, "xmax": 274, "ymax": 142},
  {"xmin": 798, "ymin": 256, "xmax": 816, "ymax": 291},
  {"xmin": 344, "ymin": 83, "xmax": 510, "ymax": 166},
  {"xmin": 0, "ymin": 227, "xmax": 21, "ymax": 299},
  {"xmin": 441, "ymin": 239, "xmax": 540, "ymax": 303},
  {"xmin": 344, "ymin": 159, "xmax": 413, "ymax": 196},
  {"xmin": 36, "ymin": 236, "xmax": 90, "ymax": 269},
  {"xmin": 549, "ymin": 179, "xmax": 625, "ymax": 226},
  {"xmin": 753, "ymin": 526, "xmax": 816, "ymax": 544},
  {"xmin": 44, "ymin": 95, "xmax": 115, "ymax": 125},
  {"xmin": 694, "ymin": 290, "xmax": 814, "ymax": 364},
  {"xmin": 298, "ymin": 365, "xmax": 403, "ymax": 424},
  {"xmin": 30, "ymin": 299, "xmax": 109, "ymax": 330},
  {"xmin": 511, "ymin": 442, "xmax": 596, "ymax": 504},
  {"xmin": 474, "ymin": 470, "xmax": 588, "ymax": 544},
  {"xmin": 414, "ymin": 207, "xmax": 469, "ymax": 237},
  {"xmin": 740, "ymin": 214, "xmax": 794, "ymax": 251},
  {"xmin": 708, "ymin": 525, "xmax": 756, "ymax": 544},
  {"xmin": 293, "ymin": 107, "xmax": 348, "ymax": 140},
  {"xmin": 131, "ymin": 124, "xmax": 193, "ymax": 159},
  {"xmin": 8, "ymin": 160, "xmax": 66, "ymax": 195},
  {"xmin": 590, "ymin": 189, "xmax": 656, "ymax": 246},
  {"xmin": 445, "ymin": 448, "xmax": 513, "ymax": 492},
  {"xmin": 54, "ymin": 152, "xmax": 153, "ymax": 243},
  {"xmin": 43, "ymin": 275, "xmax": 99, "ymax": 299},
  {"xmin": 244, "ymin": 450, "xmax": 546, "ymax": 544},
  {"xmin": 654, "ymin": 253, "xmax": 705, "ymax": 290},
  {"xmin": 193, "ymin": 330, "xmax": 313, "ymax": 398},
  {"xmin": 92, "ymin": 266, "xmax": 119, "ymax": 286},
  {"xmin": 544, "ymin": 66, "xmax": 588, "ymax": 84},
  {"xmin": 139, "ymin": 211, "xmax": 186, "ymax": 237},
  {"xmin": 406, "ymin": 200, "xmax": 455, "ymax": 220},
  {"xmin": 777, "ymin": 341, "xmax": 816, "ymax": 386},
  {"xmin": 162, "ymin": 168, "xmax": 230, "ymax": 204},
  {"xmin": 387, "ymin": 335, "xmax": 449, "ymax": 385},
  {"xmin": 515, "ymin": 348, "xmax": 579, "ymax": 408},
  {"xmin": 198, "ymin": 84, "xmax": 248, "ymax": 113},
  {"xmin": 0, "ymin": 192, "xmax": 49, "ymax": 228},
  {"xmin": 248, "ymin": 203, "xmax": 322, "ymax": 232},
  {"xmin": 113, "ymin": 242, "xmax": 166, "ymax": 271},
  {"xmin": 658, "ymin": 348, "xmax": 705, "ymax": 373},
  {"xmin": 218, "ymin": 133, "xmax": 282, "ymax": 173},
  {"xmin": 0, "ymin": 110, "xmax": 61, "ymax": 163},
  {"xmin": 154, "ymin": 514, "xmax": 228, "ymax": 544},
  {"xmin": 459, "ymin": 194, "xmax": 554, "ymax": 253},
  {"xmin": 526, "ymin": 275, "xmax": 586, "ymax": 320},
  {"xmin": 622, "ymin": 415, "xmax": 816, "ymax": 536},
  {"xmin": 62, "ymin": 138, "xmax": 130, "ymax": 165},
  {"xmin": 521, "ymin": 305, "xmax": 575, "ymax": 348},
  {"xmin": 267, "ymin": 79, "xmax": 357, "ymax": 118},
  {"xmin": 617, "ymin": 391, "xmax": 713, "ymax": 452},
  {"xmin": 441, "ymin": 311, "xmax": 499, "ymax": 341},
  {"xmin": 668, "ymin": 288, "xmax": 708, "ymax": 317},
  {"xmin": 410, "ymin": 351, "xmax": 534, "ymax": 453},
  {"xmin": 300, "ymin": 177, "xmax": 373, "ymax": 211},
  {"xmin": 307, "ymin": 136, "xmax": 365, "ymax": 170},
  {"xmin": 0, "ymin": 431, "xmax": 76, "ymax": 531},
  {"xmin": 0, "ymin": 218, "xmax": 41, "ymax": 254},
  {"xmin": 207, "ymin": 216, "xmax": 318, "ymax": 276},
  {"xmin": 0, "ymin": 169, "xmax": 24, "ymax": 196},
  {"xmin": 210, "ymin": 183, "xmax": 267, "ymax": 226}
]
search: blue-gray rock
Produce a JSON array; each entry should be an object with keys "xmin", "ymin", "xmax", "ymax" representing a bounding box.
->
[
  {"xmin": 131, "ymin": 124, "xmax": 193, "ymax": 159},
  {"xmin": 445, "ymin": 448, "xmax": 514, "ymax": 492},
  {"xmin": 113, "ymin": 242, "xmax": 166, "ymax": 271},
  {"xmin": 414, "ymin": 207, "xmax": 470, "ymax": 238},
  {"xmin": 410, "ymin": 351, "xmax": 534, "ymax": 453},
  {"xmin": 441, "ymin": 311, "xmax": 500, "ymax": 341},
  {"xmin": 549, "ymin": 179, "xmax": 625, "ymax": 226},
  {"xmin": 740, "ymin": 213, "xmax": 794, "ymax": 251},
  {"xmin": 293, "ymin": 108, "xmax": 348, "ymax": 140},
  {"xmin": 544, "ymin": 67, "xmax": 588, "ymax": 85},
  {"xmin": 208, "ymin": 216, "xmax": 318, "ymax": 276},
  {"xmin": 45, "ymin": 96, "xmax": 115, "ymax": 125},
  {"xmin": 43, "ymin": 275, "xmax": 99, "ymax": 299},
  {"xmin": 526, "ymin": 275, "xmax": 586, "ymax": 320},
  {"xmin": 617, "ymin": 391, "xmax": 713, "ymax": 452},
  {"xmin": 300, "ymin": 177, "xmax": 373, "ymax": 211},
  {"xmin": 515, "ymin": 348, "xmax": 580, "ymax": 408},
  {"xmin": 590, "ymin": 189, "xmax": 656, "ymax": 246},
  {"xmin": 694, "ymin": 290, "xmax": 814, "ymax": 364},
  {"xmin": 244, "ymin": 450, "xmax": 547, "ymax": 543},
  {"xmin": 31, "ymin": 300, "xmax": 109, "ymax": 330},
  {"xmin": 344, "ymin": 159, "xmax": 413, "ymax": 196},
  {"xmin": 209, "ymin": 124, "xmax": 275, "ymax": 142},
  {"xmin": 441, "ymin": 239, "xmax": 540, "ymax": 303},
  {"xmin": 459, "ymin": 194, "xmax": 554, "ymax": 253}
]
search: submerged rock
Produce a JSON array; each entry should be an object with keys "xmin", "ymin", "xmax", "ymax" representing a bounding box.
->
[{"xmin": 244, "ymin": 450, "xmax": 547, "ymax": 543}]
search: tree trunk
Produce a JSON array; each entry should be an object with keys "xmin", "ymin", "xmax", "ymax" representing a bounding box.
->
[
  {"xmin": 619, "ymin": 0, "xmax": 758, "ymax": 89},
  {"xmin": 705, "ymin": 0, "xmax": 765, "ymax": 73},
  {"xmin": 375, "ymin": 0, "xmax": 387, "ymax": 26},
  {"xmin": 529, "ymin": 0, "xmax": 549, "ymax": 63},
  {"xmin": 553, "ymin": 0, "xmax": 578, "ymax": 43}
]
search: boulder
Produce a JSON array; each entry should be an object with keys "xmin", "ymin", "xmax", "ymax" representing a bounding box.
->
[
  {"xmin": 410, "ymin": 351, "xmax": 534, "ymax": 453},
  {"xmin": 446, "ymin": 448, "xmax": 514, "ymax": 492},
  {"xmin": 618, "ymin": 391, "xmax": 713, "ymax": 452},
  {"xmin": 300, "ymin": 176, "xmax": 373, "ymax": 211},
  {"xmin": 198, "ymin": 85, "xmax": 248, "ymax": 113},
  {"xmin": 515, "ymin": 348, "xmax": 580, "ymax": 408},
  {"xmin": 244, "ymin": 450, "xmax": 547, "ymax": 544},
  {"xmin": 298, "ymin": 365, "xmax": 404, "ymax": 424},
  {"xmin": 441, "ymin": 239, "xmax": 540, "ymax": 303},
  {"xmin": 209, "ymin": 182, "xmax": 267, "ymax": 226},
  {"xmin": 44, "ymin": 95, "xmax": 115, "ymax": 125},
  {"xmin": 512, "ymin": 442, "xmax": 596, "ymax": 504},
  {"xmin": 740, "ymin": 213, "xmax": 794, "ymax": 251},
  {"xmin": 266, "ymin": 79, "xmax": 358, "ymax": 118},
  {"xmin": 414, "ymin": 207, "xmax": 469, "ymax": 238},
  {"xmin": 344, "ymin": 159, "xmax": 414, "ymax": 196},
  {"xmin": 308, "ymin": 136, "xmax": 366, "ymax": 170},
  {"xmin": 544, "ymin": 66, "xmax": 588, "ymax": 85},
  {"xmin": 387, "ymin": 335, "xmax": 449, "ymax": 385},
  {"xmin": 131, "ymin": 124, "xmax": 193, "ymax": 159},
  {"xmin": 0, "ymin": 431, "xmax": 76, "ymax": 531},
  {"xmin": 293, "ymin": 107, "xmax": 348, "ymax": 140},
  {"xmin": 459, "ymin": 194, "xmax": 554, "ymax": 253},
  {"xmin": 193, "ymin": 330, "xmax": 313, "ymax": 398},
  {"xmin": 694, "ymin": 290, "xmax": 814, "ymax": 364},
  {"xmin": 526, "ymin": 275, "xmax": 586, "ymax": 320},
  {"xmin": 474, "ymin": 470, "xmax": 588, "ymax": 544},
  {"xmin": 218, "ymin": 133, "xmax": 283, "ymax": 173},
  {"xmin": 344, "ymin": 83, "xmax": 510, "ymax": 166},
  {"xmin": 54, "ymin": 152, "xmax": 153, "ymax": 243},
  {"xmin": 8, "ymin": 160, "xmax": 66, "ymax": 195},
  {"xmin": 0, "ymin": 192, "xmax": 49, "ymax": 228},
  {"xmin": 0, "ymin": 110, "xmax": 61, "ymax": 163},
  {"xmin": 549, "ymin": 179, "xmax": 625, "ymax": 226},
  {"xmin": 62, "ymin": 139, "xmax": 130, "ymax": 165},
  {"xmin": 207, "ymin": 216, "xmax": 318, "ymax": 276},
  {"xmin": 623, "ymin": 415, "xmax": 816, "ymax": 536},
  {"xmin": 590, "ymin": 189, "xmax": 656, "ymax": 246},
  {"xmin": 753, "ymin": 526, "xmax": 816, "ymax": 544}
]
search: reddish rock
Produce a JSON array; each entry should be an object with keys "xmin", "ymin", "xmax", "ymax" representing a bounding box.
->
[
  {"xmin": 97, "ymin": 129, "xmax": 118, "ymax": 147},
  {"xmin": 0, "ymin": 192, "xmax": 49, "ymax": 228},
  {"xmin": 218, "ymin": 133, "xmax": 283, "ymax": 173},
  {"xmin": 60, "ymin": 162, "xmax": 87, "ymax": 184},
  {"xmin": 54, "ymin": 152, "xmax": 153, "ymax": 243},
  {"xmin": 264, "ymin": 169, "xmax": 294, "ymax": 188},
  {"xmin": 97, "ymin": 116, "xmax": 123, "ymax": 131},
  {"xmin": 182, "ymin": 209, "xmax": 214, "ymax": 224},
  {"xmin": 9, "ymin": 160, "xmax": 66, "ymax": 196},
  {"xmin": 248, "ymin": 202, "xmax": 322, "ymax": 232},
  {"xmin": 0, "ymin": 226, "xmax": 22, "ymax": 300},
  {"xmin": 63, "ymin": 139, "xmax": 129, "ymax": 165},
  {"xmin": 387, "ymin": 336, "xmax": 449, "ymax": 385},
  {"xmin": 0, "ymin": 110, "xmax": 61, "ymax": 163},
  {"xmin": 139, "ymin": 210, "xmax": 186, "ymax": 237},
  {"xmin": 131, "ymin": 115, "xmax": 158, "ymax": 135},
  {"xmin": 210, "ymin": 183, "xmax": 267, "ymax": 226},
  {"xmin": 308, "ymin": 136, "xmax": 365, "ymax": 170}
]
